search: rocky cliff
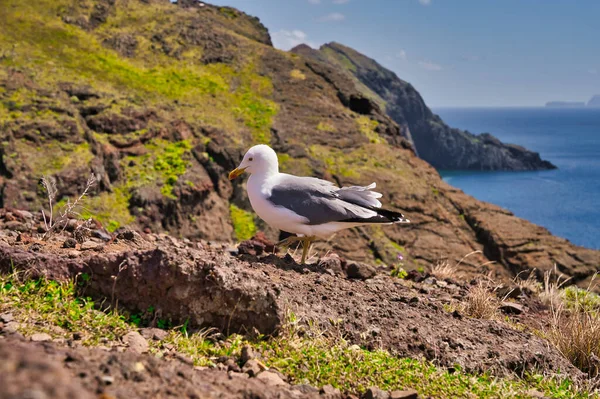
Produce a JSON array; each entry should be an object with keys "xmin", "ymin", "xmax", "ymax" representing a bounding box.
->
[
  {"xmin": 0, "ymin": 0, "xmax": 597, "ymax": 287},
  {"xmin": 293, "ymin": 42, "xmax": 557, "ymax": 171}
]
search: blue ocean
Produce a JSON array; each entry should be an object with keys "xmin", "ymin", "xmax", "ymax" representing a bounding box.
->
[{"xmin": 434, "ymin": 107, "xmax": 600, "ymax": 250}]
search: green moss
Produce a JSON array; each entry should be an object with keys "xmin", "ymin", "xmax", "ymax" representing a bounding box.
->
[
  {"xmin": 80, "ymin": 188, "xmax": 134, "ymax": 232},
  {"xmin": 316, "ymin": 121, "xmax": 336, "ymax": 132},
  {"xmin": 14, "ymin": 141, "xmax": 93, "ymax": 177},
  {"xmin": 122, "ymin": 139, "xmax": 192, "ymax": 199},
  {"xmin": 290, "ymin": 69, "xmax": 306, "ymax": 80},
  {"xmin": 229, "ymin": 204, "xmax": 256, "ymax": 241},
  {"xmin": 356, "ymin": 116, "xmax": 382, "ymax": 144}
]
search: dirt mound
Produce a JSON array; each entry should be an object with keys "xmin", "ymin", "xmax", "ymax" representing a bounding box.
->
[
  {"xmin": 0, "ymin": 336, "xmax": 328, "ymax": 399},
  {"xmin": 0, "ymin": 228, "xmax": 583, "ymax": 381}
]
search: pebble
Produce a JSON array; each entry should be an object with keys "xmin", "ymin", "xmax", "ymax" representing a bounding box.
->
[
  {"xmin": 123, "ymin": 331, "xmax": 149, "ymax": 354},
  {"xmin": 242, "ymin": 359, "xmax": 263, "ymax": 377},
  {"xmin": 345, "ymin": 262, "xmax": 376, "ymax": 280},
  {"xmin": 62, "ymin": 238, "xmax": 77, "ymax": 248},
  {"xmin": 80, "ymin": 241, "xmax": 99, "ymax": 251},
  {"xmin": 390, "ymin": 389, "xmax": 419, "ymax": 399},
  {"xmin": 30, "ymin": 333, "xmax": 52, "ymax": 342},
  {"xmin": 240, "ymin": 345, "xmax": 256, "ymax": 364},
  {"xmin": 255, "ymin": 370, "xmax": 286, "ymax": 386},
  {"xmin": 139, "ymin": 327, "xmax": 168, "ymax": 341},
  {"xmin": 0, "ymin": 312, "xmax": 14, "ymax": 323},
  {"xmin": 500, "ymin": 302, "xmax": 524, "ymax": 315},
  {"xmin": 364, "ymin": 387, "xmax": 390, "ymax": 399}
]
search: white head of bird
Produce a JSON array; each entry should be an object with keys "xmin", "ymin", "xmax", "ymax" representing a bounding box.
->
[{"xmin": 228, "ymin": 144, "xmax": 279, "ymax": 180}]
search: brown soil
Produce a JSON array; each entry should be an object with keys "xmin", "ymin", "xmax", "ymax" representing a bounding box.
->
[{"xmin": 0, "ymin": 219, "xmax": 583, "ymax": 383}]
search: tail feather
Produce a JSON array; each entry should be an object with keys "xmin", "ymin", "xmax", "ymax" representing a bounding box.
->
[{"xmin": 336, "ymin": 182, "xmax": 410, "ymax": 224}]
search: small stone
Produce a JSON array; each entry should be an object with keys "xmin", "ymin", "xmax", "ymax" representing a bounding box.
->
[
  {"xmin": 345, "ymin": 262, "xmax": 376, "ymax": 280},
  {"xmin": 240, "ymin": 345, "xmax": 255, "ymax": 364},
  {"xmin": 242, "ymin": 359, "xmax": 262, "ymax": 377},
  {"xmin": 237, "ymin": 240, "xmax": 265, "ymax": 256},
  {"xmin": 318, "ymin": 254, "xmax": 343, "ymax": 275},
  {"xmin": 497, "ymin": 285, "xmax": 523, "ymax": 300},
  {"xmin": 364, "ymin": 387, "xmax": 390, "ymax": 399},
  {"xmin": 123, "ymin": 331, "xmax": 149, "ymax": 354},
  {"xmin": 435, "ymin": 280, "xmax": 448, "ymax": 288},
  {"xmin": 293, "ymin": 384, "xmax": 320, "ymax": 394},
  {"xmin": 320, "ymin": 385, "xmax": 341, "ymax": 397},
  {"xmin": 101, "ymin": 375, "xmax": 114, "ymax": 385},
  {"xmin": 139, "ymin": 327, "xmax": 168, "ymax": 341},
  {"xmin": 28, "ymin": 242, "xmax": 43, "ymax": 252},
  {"xmin": 62, "ymin": 238, "xmax": 77, "ymax": 248},
  {"xmin": 0, "ymin": 312, "xmax": 14, "ymax": 323},
  {"xmin": 117, "ymin": 230, "xmax": 137, "ymax": 241},
  {"xmin": 92, "ymin": 229, "xmax": 112, "ymax": 241},
  {"xmin": 14, "ymin": 210, "xmax": 34, "ymax": 220},
  {"xmin": 5, "ymin": 221, "xmax": 28, "ymax": 232},
  {"xmin": 30, "ymin": 333, "xmax": 52, "ymax": 342},
  {"xmin": 3, "ymin": 321, "xmax": 19, "ymax": 334},
  {"xmin": 80, "ymin": 241, "xmax": 98, "ymax": 251},
  {"xmin": 390, "ymin": 389, "xmax": 418, "ymax": 399},
  {"xmin": 500, "ymin": 302, "xmax": 524, "ymax": 315},
  {"xmin": 255, "ymin": 370, "xmax": 286, "ymax": 386}
]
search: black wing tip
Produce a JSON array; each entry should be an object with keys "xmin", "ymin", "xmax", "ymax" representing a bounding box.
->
[{"xmin": 376, "ymin": 208, "xmax": 410, "ymax": 223}]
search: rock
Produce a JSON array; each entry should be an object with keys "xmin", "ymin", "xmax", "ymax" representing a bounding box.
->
[
  {"xmin": 237, "ymin": 240, "xmax": 266, "ymax": 256},
  {"xmin": 345, "ymin": 262, "xmax": 376, "ymax": 280},
  {"xmin": 0, "ymin": 312, "xmax": 14, "ymax": 323},
  {"xmin": 92, "ymin": 229, "xmax": 112, "ymax": 241},
  {"xmin": 499, "ymin": 302, "xmax": 524, "ymax": 315},
  {"xmin": 62, "ymin": 238, "xmax": 77, "ymax": 248},
  {"xmin": 320, "ymin": 384, "xmax": 341, "ymax": 398},
  {"xmin": 14, "ymin": 210, "xmax": 34, "ymax": 220},
  {"xmin": 497, "ymin": 285, "xmax": 523, "ymax": 300},
  {"xmin": 255, "ymin": 370, "xmax": 286, "ymax": 386},
  {"xmin": 318, "ymin": 254, "xmax": 344, "ymax": 275},
  {"xmin": 242, "ymin": 359, "xmax": 262, "ymax": 377},
  {"xmin": 251, "ymin": 232, "xmax": 277, "ymax": 253},
  {"xmin": 101, "ymin": 375, "xmax": 114, "ymax": 385},
  {"xmin": 139, "ymin": 328, "xmax": 168, "ymax": 341},
  {"xmin": 30, "ymin": 333, "xmax": 52, "ymax": 342},
  {"xmin": 2, "ymin": 321, "xmax": 20, "ymax": 334},
  {"xmin": 240, "ymin": 345, "xmax": 256, "ymax": 364},
  {"xmin": 4, "ymin": 221, "xmax": 28, "ymax": 232},
  {"xmin": 122, "ymin": 331, "xmax": 149, "ymax": 354},
  {"xmin": 117, "ymin": 230, "xmax": 137, "ymax": 241},
  {"xmin": 80, "ymin": 241, "xmax": 99, "ymax": 251},
  {"xmin": 390, "ymin": 389, "xmax": 418, "ymax": 399},
  {"xmin": 364, "ymin": 387, "xmax": 390, "ymax": 399}
]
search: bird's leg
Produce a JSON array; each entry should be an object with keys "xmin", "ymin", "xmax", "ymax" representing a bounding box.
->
[
  {"xmin": 276, "ymin": 235, "xmax": 302, "ymax": 248},
  {"xmin": 300, "ymin": 236, "xmax": 315, "ymax": 264}
]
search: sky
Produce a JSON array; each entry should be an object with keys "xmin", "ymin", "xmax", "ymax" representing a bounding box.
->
[{"xmin": 206, "ymin": 0, "xmax": 600, "ymax": 107}]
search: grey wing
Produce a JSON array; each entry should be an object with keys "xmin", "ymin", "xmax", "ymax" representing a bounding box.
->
[{"xmin": 267, "ymin": 175, "xmax": 379, "ymax": 225}]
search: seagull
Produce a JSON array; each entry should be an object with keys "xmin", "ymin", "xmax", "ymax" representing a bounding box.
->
[{"xmin": 229, "ymin": 144, "xmax": 410, "ymax": 264}]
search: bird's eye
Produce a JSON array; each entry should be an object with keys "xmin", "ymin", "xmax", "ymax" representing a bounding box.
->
[{"xmin": 249, "ymin": 157, "xmax": 254, "ymax": 161}]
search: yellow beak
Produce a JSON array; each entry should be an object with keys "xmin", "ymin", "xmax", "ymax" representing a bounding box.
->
[{"xmin": 228, "ymin": 167, "xmax": 247, "ymax": 180}]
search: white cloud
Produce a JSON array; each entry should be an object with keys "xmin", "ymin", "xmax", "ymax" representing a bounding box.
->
[
  {"xmin": 318, "ymin": 12, "xmax": 345, "ymax": 22},
  {"xmin": 271, "ymin": 30, "xmax": 317, "ymax": 51},
  {"xmin": 332, "ymin": 0, "xmax": 349, "ymax": 4},
  {"xmin": 418, "ymin": 0, "xmax": 431, "ymax": 5},
  {"xmin": 418, "ymin": 61, "xmax": 442, "ymax": 71},
  {"xmin": 589, "ymin": 68, "xmax": 598, "ymax": 75},
  {"xmin": 396, "ymin": 50, "xmax": 407, "ymax": 60},
  {"xmin": 308, "ymin": 0, "xmax": 321, "ymax": 4}
]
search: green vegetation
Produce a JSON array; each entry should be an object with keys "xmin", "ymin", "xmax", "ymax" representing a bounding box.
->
[
  {"xmin": 229, "ymin": 204, "xmax": 257, "ymax": 241},
  {"xmin": 316, "ymin": 121, "xmax": 337, "ymax": 132},
  {"xmin": 561, "ymin": 285, "xmax": 600, "ymax": 314},
  {"xmin": 14, "ymin": 140, "xmax": 94, "ymax": 176},
  {"xmin": 0, "ymin": 274, "xmax": 591, "ymax": 398},
  {"xmin": 290, "ymin": 69, "xmax": 306, "ymax": 80},
  {"xmin": 356, "ymin": 115, "xmax": 382, "ymax": 144},
  {"xmin": 81, "ymin": 189, "xmax": 133, "ymax": 233}
]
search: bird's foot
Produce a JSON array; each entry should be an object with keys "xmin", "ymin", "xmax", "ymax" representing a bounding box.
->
[{"xmin": 300, "ymin": 236, "xmax": 316, "ymax": 264}]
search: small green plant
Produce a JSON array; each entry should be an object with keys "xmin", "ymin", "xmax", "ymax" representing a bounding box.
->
[
  {"xmin": 390, "ymin": 253, "xmax": 408, "ymax": 279},
  {"xmin": 229, "ymin": 204, "xmax": 256, "ymax": 241}
]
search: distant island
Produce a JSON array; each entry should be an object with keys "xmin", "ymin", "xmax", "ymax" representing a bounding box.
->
[{"xmin": 545, "ymin": 95, "xmax": 600, "ymax": 108}]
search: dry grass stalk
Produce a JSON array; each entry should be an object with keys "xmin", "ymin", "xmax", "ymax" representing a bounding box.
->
[
  {"xmin": 430, "ymin": 260, "xmax": 457, "ymax": 280},
  {"xmin": 539, "ymin": 268, "xmax": 571, "ymax": 307},
  {"xmin": 462, "ymin": 281, "xmax": 500, "ymax": 319},
  {"xmin": 545, "ymin": 300, "xmax": 600, "ymax": 378},
  {"xmin": 40, "ymin": 174, "xmax": 96, "ymax": 241},
  {"xmin": 514, "ymin": 270, "xmax": 542, "ymax": 294}
]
